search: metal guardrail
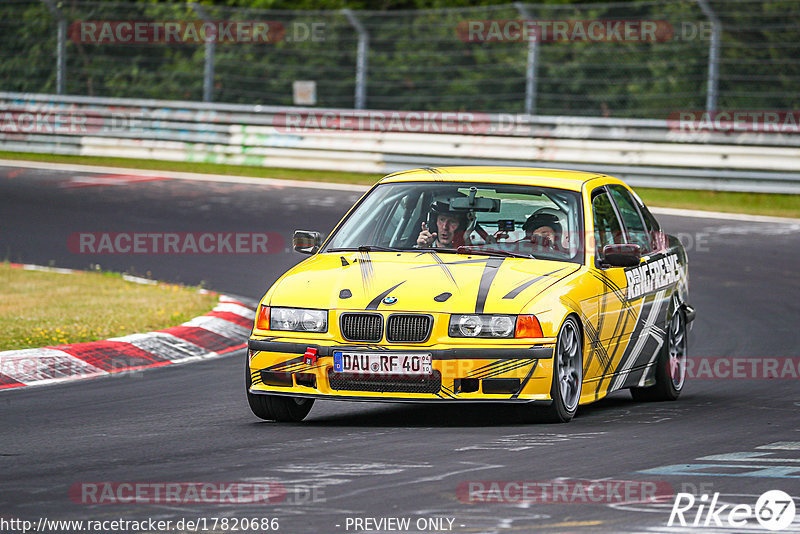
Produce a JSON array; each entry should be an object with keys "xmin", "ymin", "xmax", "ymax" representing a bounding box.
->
[
  {"xmin": 6, "ymin": 1, "xmax": 798, "ymax": 120},
  {"xmin": 2, "ymin": 92, "xmax": 800, "ymax": 194}
]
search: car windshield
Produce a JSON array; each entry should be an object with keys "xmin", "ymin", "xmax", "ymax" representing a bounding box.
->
[{"xmin": 324, "ymin": 181, "xmax": 584, "ymax": 263}]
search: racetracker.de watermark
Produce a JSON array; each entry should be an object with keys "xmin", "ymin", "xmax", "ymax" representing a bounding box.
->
[
  {"xmin": 69, "ymin": 21, "xmax": 325, "ymax": 44},
  {"xmin": 69, "ymin": 482, "xmax": 286, "ymax": 505},
  {"xmin": 0, "ymin": 110, "xmax": 148, "ymax": 135},
  {"xmin": 669, "ymin": 111, "xmax": 800, "ymax": 134},
  {"xmin": 457, "ymin": 480, "xmax": 673, "ymax": 504},
  {"xmin": 687, "ymin": 357, "xmax": 800, "ymax": 380},
  {"xmin": 67, "ymin": 232, "xmax": 284, "ymax": 255},
  {"xmin": 272, "ymin": 111, "xmax": 491, "ymax": 134},
  {"xmin": 457, "ymin": 19, "xmax": 674, "ymax": 42}
]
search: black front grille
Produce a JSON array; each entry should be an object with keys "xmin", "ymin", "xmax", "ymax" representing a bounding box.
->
[
  {"xmin": 340, "ymin": 313, "xmax": 383, "ymax": 342},
  {"xmin": 328, "ymin": 369, "xmax": 442, "ymax": 394},
  {"xmin": 386, "ymin": 314, "xmax": 432, "ymax": 343}
]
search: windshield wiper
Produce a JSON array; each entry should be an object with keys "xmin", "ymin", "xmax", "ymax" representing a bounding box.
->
[
  {"xmin": 456, "ymin": 246, "xmax": 535, "ymax": 259},
  {"xmin": 328, "ymin": 246, "xmax": 402, "ymax": 253},
  {"xmin": 412, "ymin": 247, "xmax": 460, "ymax": 254}
]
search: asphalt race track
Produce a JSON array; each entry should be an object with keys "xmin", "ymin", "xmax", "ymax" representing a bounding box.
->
[{"xmin": 1, "ymin": 164, "xmax": 799, "ymax": 534}]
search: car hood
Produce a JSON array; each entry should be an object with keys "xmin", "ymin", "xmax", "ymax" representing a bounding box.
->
[{"xmin": 268, "ymin": 251, "xmax": 579, "ymax": 314}]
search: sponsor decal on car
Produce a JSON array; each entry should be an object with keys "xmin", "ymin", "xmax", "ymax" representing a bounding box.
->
[{"xmin": 625, "ymin": 253, "xmax": 681, "ymax": 300}]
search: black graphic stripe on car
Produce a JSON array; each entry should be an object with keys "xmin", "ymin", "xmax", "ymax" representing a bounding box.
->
[
  {"xmin": 250, "ymin": 369, "xmax": 263, "ymax": 385},
  {"xmin": 439, "ymin": 384, "xmax": 458, "ymax": 399},
  {"xmin": 466, "ymin": 359, "xmax": 513, "ymax": 377},
  {"xmin": 260, "ymin": 356, "xmax": 305, "ymax": 372},
  {"xmin": 595, "ymin": 292, "xmax": 648, "ymax": 399},
  {"xmin": 502, "ymin": 268, "xmax": 565, "ymax": 300},
  {"xmin": 358, "ymin": 250, "xmax": 374, "ymax": 292},
  {"xmin": 429, "ymin": 251, "xmax": 458, "ymax": 288},
  {"xmin": 467, "ymin": 358, "xmax": 532, "ymax": 379},
  {"xmin": 475, "ymin": 258, "xmax": 505, "ymax": 313},
  {"xmin": 591, "ymin": 270, "xmax": 637, "ymax": 322},
  {"xmin": 511, "ymin": 360, "xmax": 539, "ymax": 399},
  {"xmin": 443, "ymin": 258, "xmax": 492, "ymax": 266},
  {"xmin": 472, "ymin": 359, "xmax": 536, "ymax": 380},
  {"xmin": 366, "ymin": 281, "xmax": 406, "ymax": 310}
]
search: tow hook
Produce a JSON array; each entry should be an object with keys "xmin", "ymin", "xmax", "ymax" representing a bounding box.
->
[{"xmin": 304, "ymin": 347, "xmax": 318, "ymax": 365}]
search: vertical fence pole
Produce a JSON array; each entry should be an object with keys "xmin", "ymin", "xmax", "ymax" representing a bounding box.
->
[
  {"xmin": 342, "ymin": 9, "xmax": 368, "ymax": 110},
  {"xmin": 42, "ymin": 0, "xmax": 66, "ymax": 94},
  {"xmin": 192, "ymin": 3, "xmax": 215, "ymax": 102},
  {"xmin": 515, "ymin": 3, "xmax": 538, "ymax": 116},
  {"xmin": 695, "ymin": 0, "xmax": 721, "ymax": 113}
]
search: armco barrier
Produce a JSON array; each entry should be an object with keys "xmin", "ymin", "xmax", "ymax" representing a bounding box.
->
[{"xmin": 2, "ymin": 92, "xmax": 800, "ymax": 193}]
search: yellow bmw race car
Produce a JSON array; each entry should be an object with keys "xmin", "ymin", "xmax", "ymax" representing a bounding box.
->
[{"xmin": 246, "ymin": 167, "xmax": 695, "ymax": 423}]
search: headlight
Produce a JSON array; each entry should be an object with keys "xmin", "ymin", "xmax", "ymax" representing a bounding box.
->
[
  {"xmin": 269, "ymin": 307, "xmax": 328, "ymax": 333},
  {"xmin": 449, "ymin": 314, "xmax": 543, "ymax": 338},
  {"xmin": 449, "ymin": 314, "xmax": 516, "ymax": 338},
  {"xmin": 490, "ymin": 315, "xmax": 515, "ymax": 337},
  {"xmin": 457, "ymin": 315, "xmax": 483, "ymax": 337}
]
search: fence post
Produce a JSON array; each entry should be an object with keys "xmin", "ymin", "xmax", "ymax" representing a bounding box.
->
[
  {"xmin": 42, "ymin": 0, "xmax": 66, "ymax": 95},
  {"xmin": 515, "ymin": 3, "xmax": 538, "ymax": 116},
  {"xmin": 342, "ymin": 9, "xmax": 368, "ymax": 110},
  {"xmin": 695, "ymin": 0, "xmax": 721, "ymax": 112},
  {"xmin": 192, "ymin": 3, "xmax": 215, "ymax": 102}
]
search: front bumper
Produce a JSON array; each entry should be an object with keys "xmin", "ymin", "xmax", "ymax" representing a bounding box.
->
[{"xmin": 247, "ymin": 337, "xmax": 556, "ymax": 403}]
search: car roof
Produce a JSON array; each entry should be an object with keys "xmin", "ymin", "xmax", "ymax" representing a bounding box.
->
[{"xmin": 379, "ymin": 166, "xmax": 608, "ymax": 192}]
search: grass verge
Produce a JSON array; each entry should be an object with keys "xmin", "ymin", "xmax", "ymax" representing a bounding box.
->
[
  {"xmin": 634, "ymin": 188, "xmax": 800, "ymax": 219},
  {"xmin": 0, "ymin": 264, "xmax": 218, "ymax": 351},
  {"xmin": 1, "ymin": 151, "xmax": 799, "ymax": 218}
]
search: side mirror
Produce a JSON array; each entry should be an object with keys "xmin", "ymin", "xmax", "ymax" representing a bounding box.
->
[
  {"xmin": 293, "ymin": 230, "xmax": 322, "ymax": 254},
  {"xmin": 601, "ymin": 243, "xmax": 641, "ymax": 268}
]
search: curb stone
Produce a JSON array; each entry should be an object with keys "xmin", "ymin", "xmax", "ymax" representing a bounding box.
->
[{"xmin": 0, "ymin": 264, "xmax": 255, "ymax": 390}]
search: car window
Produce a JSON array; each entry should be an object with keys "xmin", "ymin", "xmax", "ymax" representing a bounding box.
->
[
  {"xmin": 592, "ymin": 190, "xmax": 624, "ymax": 257},
  {"xmin": 329, "ymin": 186, "xmax": 417, "ymax": 247},
  {"xmin": 324, "ymin": 181, "xmax": 584, "ymax": 263},
  {"xmin": 461, "ymin": 188, "xmax": 578, "ymax": 258},
  {"xmin": 608, "ymin": 185, "xmax": 652, "ymax": 252},
  {"xmin": 628, "ymin": 187, "xmax": 665, "ymax": 251}
]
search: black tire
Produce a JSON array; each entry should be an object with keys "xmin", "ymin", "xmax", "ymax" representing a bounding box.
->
[
  {"xmin": 521, "ymin": 315, "xmax": 583, "ymax": 424},
  {"xmin": 245, "ymin": 362, "xmax": 314, "ymax": 422},
  {"xmin": 630, "ymin": 306, "xmax": 687, "ymax": 402}
]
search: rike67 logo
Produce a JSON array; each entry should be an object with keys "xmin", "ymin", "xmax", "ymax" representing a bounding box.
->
[{"xmin": 669, "ymin": 490, "xmax": 796, "ymax": 531}]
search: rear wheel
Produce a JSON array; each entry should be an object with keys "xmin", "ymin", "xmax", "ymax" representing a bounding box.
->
[
  {"xmin": 630, "ymin": 306, "xmax": 687, "ymax": 402},
  {"xmin": 246, "ymin": 361, "xmax": 314, "ymax": 422},
  {"xmin": 521, "ymin": 316, "xmax": 583, "ymax": 423}
]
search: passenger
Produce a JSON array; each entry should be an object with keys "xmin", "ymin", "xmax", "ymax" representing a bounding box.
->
[{"xmin": 523, "ymin": 211, "xmax": 563, "ymax": 250}]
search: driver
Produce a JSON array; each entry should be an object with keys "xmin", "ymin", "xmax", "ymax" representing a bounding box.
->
[{"xmin": 416, "ymin": 200, "xmax": 468, "ymax": 248}]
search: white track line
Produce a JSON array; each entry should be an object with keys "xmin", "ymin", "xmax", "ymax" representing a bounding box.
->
[
  {"xmin": 649, "ymin": 206, "xmax": 800, "ymax": 223},
  {"xmin": 0, "ymin": 159, "xmax": 370, "ymax": 192}
]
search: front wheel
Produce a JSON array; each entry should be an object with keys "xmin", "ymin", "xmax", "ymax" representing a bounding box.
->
[
  {"xmin": 521, "ymin": 315, "xmax": 583, "ymax": 423},
  {"xmin": 630, "ymin": 306, "xmax": 687, "ymax": 402},
  {"xmin": 246, "ymin": 362, "xmax": 314, "ymax": 422}
]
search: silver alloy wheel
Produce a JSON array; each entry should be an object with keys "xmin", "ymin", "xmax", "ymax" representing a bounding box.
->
[
  {"xmin": 558, "ymin": 319, "xmax": 582, "ymax": 412},
  {"xmin": 668, "ymin": 310, "xmax": 687, "ymax": 390}
]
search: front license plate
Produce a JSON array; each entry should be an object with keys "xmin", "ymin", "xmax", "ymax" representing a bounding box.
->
[{"xmin": 332, "ymin": 352, "xmax": 432, "ymax": 375}]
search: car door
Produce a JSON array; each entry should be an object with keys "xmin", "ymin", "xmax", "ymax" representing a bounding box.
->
[
  {"xmin": 605, "ymin": 184, "xmax": 676, "ymax": 390},
  {"xmin": 580, "ymin": 187, "xmax": 640, "ymax": 397}
]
